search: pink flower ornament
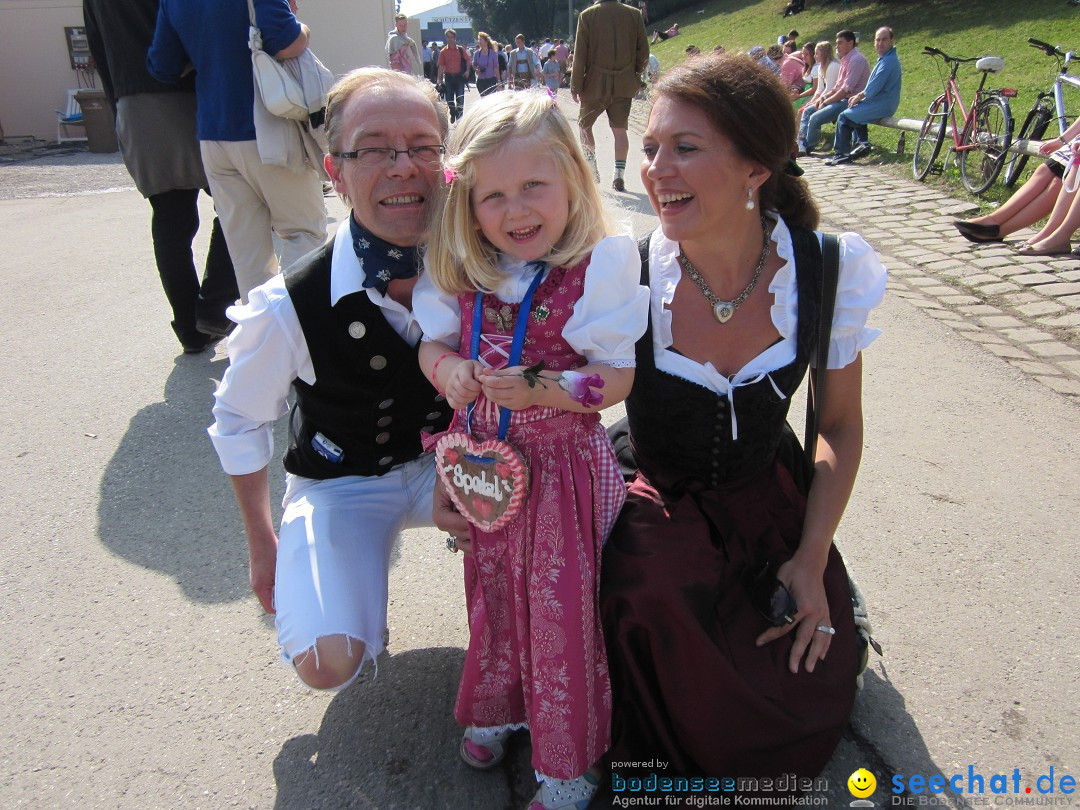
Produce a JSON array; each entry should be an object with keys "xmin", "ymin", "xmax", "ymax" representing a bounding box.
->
[
  {"xmin": 443, "ymin": 166, "xmax": 458, "ymax": 185},
  {"xmin": 558, "ymin": 370, "xmax": 605, "ymax": 408}
]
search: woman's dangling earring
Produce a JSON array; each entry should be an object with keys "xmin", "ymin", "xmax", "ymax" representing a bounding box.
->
[{"xmin": 745, "ymin": 188, "xmax": 755, "ymax": 210}]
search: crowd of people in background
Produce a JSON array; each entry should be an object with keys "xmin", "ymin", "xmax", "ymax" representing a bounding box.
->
[{"xmin": 390, "ymin": 24, "xmax": 579, "ymax": 95}]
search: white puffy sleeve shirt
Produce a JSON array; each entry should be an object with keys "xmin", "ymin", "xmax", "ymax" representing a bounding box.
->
[
  {"xmin": 414, "ymin": 234, "xmax": 649, "ymax": 367},
  {"xmin": 650, "ymin": 213, "xmax": 887, "ymax": 398}
]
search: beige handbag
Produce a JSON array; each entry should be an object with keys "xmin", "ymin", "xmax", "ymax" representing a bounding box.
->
[{"xmin": 248, "ymin": 0, "xmax": 309, "ymax": 121}]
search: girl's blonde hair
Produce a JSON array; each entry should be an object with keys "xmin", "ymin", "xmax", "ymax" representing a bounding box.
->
[
  {"xmin": 425, "ymin": 90, "xmax": 612, "ymax": 294},
  {"xmin": 815, "ymin": 40, "xmax": 835, "ymax": 65}
]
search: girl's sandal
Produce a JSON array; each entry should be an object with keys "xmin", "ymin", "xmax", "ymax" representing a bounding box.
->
[
  {"xmin": 459, "ymin": 726, "xmax": 513, "ymax": 770},
  {"xmin": 528, "ymin": 770, "xmax": 600, "ymax": 810}
]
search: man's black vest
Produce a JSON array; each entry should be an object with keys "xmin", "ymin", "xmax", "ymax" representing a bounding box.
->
[{"xmin": 282, "ymin": 242, "xmax": 452, "ymax": 479}]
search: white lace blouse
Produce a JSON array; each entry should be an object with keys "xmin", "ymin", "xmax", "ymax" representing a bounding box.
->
[
  {"xmin": 414, "ymin": 234, "xmax": 650, "ymax": 367},
  {"xmin": 648, "ymin": 213, "xmax": 887, "ymax": 408}
]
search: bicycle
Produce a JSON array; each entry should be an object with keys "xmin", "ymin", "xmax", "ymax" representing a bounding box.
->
[
  {"xmin": 1002, "ymin": 38, "xmax": 1079, "ymax": 187},
  {"xmin": 912, "ymin": 47, "xmax": 1017, "ymax": 194}
]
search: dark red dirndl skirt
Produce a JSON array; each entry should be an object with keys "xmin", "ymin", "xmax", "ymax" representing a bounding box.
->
[{"xmin": 599, "ymin": 454, "xmax": 857, "ymax": 781}]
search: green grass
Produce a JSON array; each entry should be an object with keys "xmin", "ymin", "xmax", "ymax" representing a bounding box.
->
[{"xmin": 646, "ymin": 0, "xmax": 1080, "ymax": 208}]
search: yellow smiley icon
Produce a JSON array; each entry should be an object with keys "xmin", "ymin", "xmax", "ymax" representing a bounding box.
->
[{"xmin": 848, "ymin": 768, "xmax": 877, "ymax": 798}]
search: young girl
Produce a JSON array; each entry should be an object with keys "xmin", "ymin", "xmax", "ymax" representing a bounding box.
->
[{"xmin": 414, "ymin": 90, "xmax": 648, "ymax": 810}]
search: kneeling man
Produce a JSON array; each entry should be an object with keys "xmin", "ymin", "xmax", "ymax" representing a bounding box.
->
[{"xmin": 209, "ymin": 69, "xmax": 453, "ymax": 690}]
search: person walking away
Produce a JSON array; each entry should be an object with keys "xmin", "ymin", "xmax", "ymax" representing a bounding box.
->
[
  {"xmin": 571, "ymin": 0, "xmax": 650, "ymax": 192},
  {"xmin": 148, "ymin": 0, "xmax": 327, "ymax": 300},
  {"xmin": 84, "ymin": 0, "xmax": 239, "ymax": 353},
  {"xmin": 416, "ymin": 90, "xmax": 649, "ymax": 810}
]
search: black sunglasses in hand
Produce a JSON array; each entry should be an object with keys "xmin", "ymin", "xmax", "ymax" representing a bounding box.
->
[{"xmin": 747, "ymin": 561, "xmax": 798, "ymax": 627}]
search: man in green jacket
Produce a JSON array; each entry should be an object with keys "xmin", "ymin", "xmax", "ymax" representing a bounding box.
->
[{"xmin": 570, "ymin": 0, "xmax": 649, "ymax": 192}]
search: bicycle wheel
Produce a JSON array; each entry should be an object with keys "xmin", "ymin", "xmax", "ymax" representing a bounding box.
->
[
  {"xmin": 1002, "ymin": 105, "xmax": 1051, "ymax": 187},
  {"xmin": 913, "ymin": 96, "xmax": 948, "ymax": 181},
  {"xmin": 959, "ymin": 96, "xmax": 1014, "ymax": 194}
]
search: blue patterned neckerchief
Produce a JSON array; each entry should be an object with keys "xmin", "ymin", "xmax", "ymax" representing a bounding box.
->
[{"xmin": 349, "ymin": 216, "xmax": 420, "ymax": 295}]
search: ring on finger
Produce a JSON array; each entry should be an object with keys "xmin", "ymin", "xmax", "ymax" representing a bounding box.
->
[
  {"xmin": 815, "ymin": 625, "xmax": 835, "ymax": 635},
  {"xmin": 446, "ymin": 535, "xmax": 458, "ymax": 553}
]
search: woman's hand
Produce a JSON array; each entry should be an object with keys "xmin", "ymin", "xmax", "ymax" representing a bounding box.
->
[
  {"xmin": 755, "ymin": 556, "xmax": 832, "ymax": 674},
  {"xmin": 1038, "ymin": 136, "xmax": 1064, "ymax": 156},
  {"xmin": 756, "ymin": 356, "xmax": 865, "ymax": 672}
]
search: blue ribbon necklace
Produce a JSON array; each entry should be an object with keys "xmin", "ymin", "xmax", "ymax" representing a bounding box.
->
[{"xmin": 464, "ymin": 262, "xmax": 546, "ymax": 441}]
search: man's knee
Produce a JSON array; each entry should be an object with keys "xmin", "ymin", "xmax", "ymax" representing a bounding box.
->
[{"xmin": 292, "ymin": 634, "xmax": 368, "ymax": 691}]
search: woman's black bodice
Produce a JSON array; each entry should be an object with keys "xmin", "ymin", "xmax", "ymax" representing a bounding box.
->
[{"xmin": 625, "ymin": 226, "xmax": 823, "ymax": 489}]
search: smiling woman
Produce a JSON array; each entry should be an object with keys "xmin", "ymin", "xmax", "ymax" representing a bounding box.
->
[{"xmin": 601, "ymin": 53, "xmax": 887, "ymax": 788}]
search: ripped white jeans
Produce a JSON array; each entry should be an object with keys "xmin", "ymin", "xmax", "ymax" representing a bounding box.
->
[{"xmin": 273, "ymin": 455, "xmax": 438, "ymax": 679}]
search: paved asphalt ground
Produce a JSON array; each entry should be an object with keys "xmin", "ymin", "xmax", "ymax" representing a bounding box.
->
[{"xmin": 1, "ymin": 87, "xmax": 1077, "ymax": 809}]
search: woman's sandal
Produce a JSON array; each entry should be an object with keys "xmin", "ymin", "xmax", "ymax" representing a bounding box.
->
[
  {"xmin": 1016, "ymin": 242, "xmax": 1073, "ymax": 257},
  {"xmin": 528, "ymin": 770, "xmax": 600, "ymax": 810},
  {"xmin": 460, "ymin": 726, "xmax": 513, "ymax": 770}
]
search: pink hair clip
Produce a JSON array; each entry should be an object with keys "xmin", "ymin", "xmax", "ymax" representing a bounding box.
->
[
  {"xmin": 443, "ymin": 166, "xmax": 458, "ymax": 184},
  {"xmin": 546, "ymin": 87, "xmax": 558, "ymax": 106}
]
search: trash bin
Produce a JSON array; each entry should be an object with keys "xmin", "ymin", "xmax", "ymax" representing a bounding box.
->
[{"xmin": 74, "ymin": 90, "xmax": 118, "ymax": 153}]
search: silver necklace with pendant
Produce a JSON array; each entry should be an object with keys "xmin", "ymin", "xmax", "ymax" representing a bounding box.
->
[{"xmin": 677, "ymin": 216, "xmax": 770, "ymax": 324}]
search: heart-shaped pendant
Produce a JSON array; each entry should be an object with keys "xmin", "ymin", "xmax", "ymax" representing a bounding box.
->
[
  {"xmin": 435, "ymin": 432, "xmax": 529, "ymax": 532},
  {"xmin": 713, "ymin": 301, "xmax": 735, "ymax": 323}
]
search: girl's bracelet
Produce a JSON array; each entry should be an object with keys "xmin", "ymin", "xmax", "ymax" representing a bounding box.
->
[{"xmin": 431, "ymin": 351, "xmax": 457, "ymax": 395}]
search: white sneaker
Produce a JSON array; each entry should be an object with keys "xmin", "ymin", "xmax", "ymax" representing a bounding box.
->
[
  {"xmin": 528, "ymin": 771, "xmax": 600, "ymax": 810},
  {"xmin": 584, "ymin": 153, "xmax": 600, "ymax": 183}
]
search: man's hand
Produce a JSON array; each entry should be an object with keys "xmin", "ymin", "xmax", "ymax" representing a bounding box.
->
[
  {"xmin": 229, "ymin": 468, "xmax": 279, "ymax": 614},
  {"xmin": 248, "ymin": 529, "xmax": 279, "ymax": 614},
  {"xmin": 848, "ymin": 91, "xmax": 865, "ymax": 108},
  {"xmin": 571, "ymin": 90, "xmax": 580, "ymax": 103},
  {"xmin": 433, "ymin": 475, "xmax": 472, "ymax": 554}
]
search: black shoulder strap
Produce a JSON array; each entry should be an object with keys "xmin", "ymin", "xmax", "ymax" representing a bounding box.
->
[
  {"xmin": 804, "ymin": 233, "xmax": 840, "ymax": 466},
  {"xmin": 637, "ymin": 233, "xmax": 650, "ymax": 285}
]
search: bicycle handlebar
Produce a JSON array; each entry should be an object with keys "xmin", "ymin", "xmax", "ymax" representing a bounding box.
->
[
  {"xmin": 1029, "ymin": 38, "xmax": 1066, "ymax": 58},
  {"xmin": 922, "ymin": 46, "xmax": 978, "ymax": 64}
]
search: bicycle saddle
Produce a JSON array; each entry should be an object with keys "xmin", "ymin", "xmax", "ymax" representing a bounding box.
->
[{"xmin": 976, "ymin": 56, "xmax": 1005, "ymax": 73}]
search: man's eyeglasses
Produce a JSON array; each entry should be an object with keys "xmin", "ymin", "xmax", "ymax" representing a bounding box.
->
[{"xmin": 331, "ymin": 145, "xmax": 445, "ymax": 168}]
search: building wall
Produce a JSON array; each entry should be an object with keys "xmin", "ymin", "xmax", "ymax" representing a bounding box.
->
[
  {"xmin": 0, "ymin": 0, "xmax": 395, "ymax": 143},
  {"xmin": 412, "ymin": 1, "xmax": 474, "ymax": 47}
]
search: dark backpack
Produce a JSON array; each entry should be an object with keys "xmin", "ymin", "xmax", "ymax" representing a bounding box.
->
[{"xmin": 456, "ymin": 45, "xmax": 474, "ymax": 82}]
